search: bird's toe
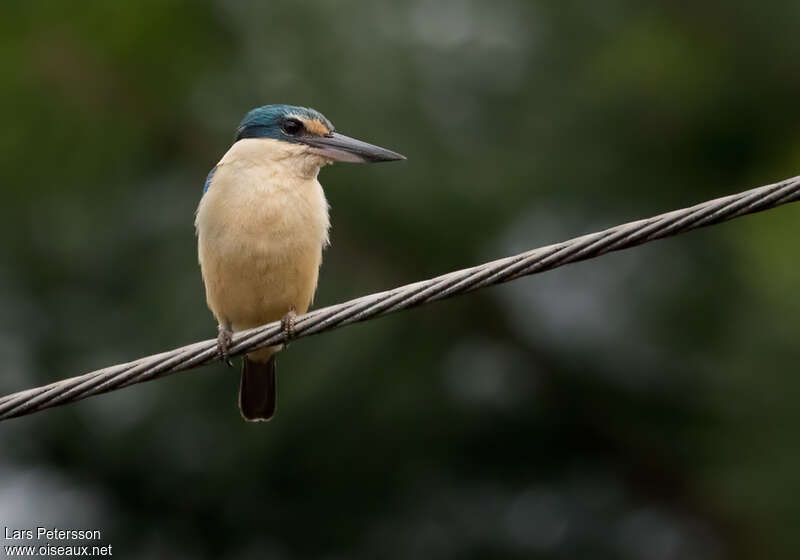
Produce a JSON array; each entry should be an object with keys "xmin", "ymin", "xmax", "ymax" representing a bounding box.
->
[
  {"xmin": 217, "ymin": 323, "xmax": 234, "ymax": 367},
  {"xmin": 280, "ymin": 307, "xmax": 297, "ymax": 346}
]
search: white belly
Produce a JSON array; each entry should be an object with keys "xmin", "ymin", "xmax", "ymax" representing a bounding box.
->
[{"xmin": 195, "ymin": 140, "xmax": 330, "ymax": 336}]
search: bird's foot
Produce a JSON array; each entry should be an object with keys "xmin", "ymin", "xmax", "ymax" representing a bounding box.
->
[
  {"xmin": 280, "ymin": 307, "xmax": 297, "ymax": 346},
  {"xmin": 217, "ymin": 323, "xmax": 234, "ymax": 367}
]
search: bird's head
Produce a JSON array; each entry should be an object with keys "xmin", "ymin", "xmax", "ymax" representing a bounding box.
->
[{"xmin": 235, "ymin": 104, "xmax": 405, "ymax": 165}]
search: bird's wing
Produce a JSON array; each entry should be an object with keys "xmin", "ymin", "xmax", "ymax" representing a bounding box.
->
[{"xmin": 202, "ymin": 165, "xmax": 217, "ymax": 195}]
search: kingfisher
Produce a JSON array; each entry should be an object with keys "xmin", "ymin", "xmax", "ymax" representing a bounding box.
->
[{"xmin": 195, "ymin": 104, "xmax": 405, "ymax": 422}]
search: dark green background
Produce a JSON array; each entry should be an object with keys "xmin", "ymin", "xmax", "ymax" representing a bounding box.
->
[{"xmin": 1, "ymin": 1, "xmax": 799, "ymax": 558}]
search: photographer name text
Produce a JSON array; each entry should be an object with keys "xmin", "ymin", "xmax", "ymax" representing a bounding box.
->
[{"xmin": 4, "ymin": 528, "xmax": 101, "ymax": 542}]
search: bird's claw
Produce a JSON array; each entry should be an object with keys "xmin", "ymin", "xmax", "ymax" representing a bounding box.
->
[
  {"xmin": 217, "ymin": 324, "xmax": 234, "ymax": 367},
  {"xmin": 281, "ymin": 308, "xmax": 297, "ymax": 346}
]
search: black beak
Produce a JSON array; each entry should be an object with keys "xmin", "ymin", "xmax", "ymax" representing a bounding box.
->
[{"xmin": 303, "ymin": 132, "xmax": 406, "ymax": 163}]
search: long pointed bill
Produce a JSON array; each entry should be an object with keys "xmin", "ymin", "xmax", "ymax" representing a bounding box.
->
[{"xmin": 303, "ymin": 132, "xmax": 406, "ymax": 163}]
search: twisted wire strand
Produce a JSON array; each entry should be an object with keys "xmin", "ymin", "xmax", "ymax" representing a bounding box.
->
[{"xmin": 1, "ymin": 175, "xmax": 799, "ymax": 421}]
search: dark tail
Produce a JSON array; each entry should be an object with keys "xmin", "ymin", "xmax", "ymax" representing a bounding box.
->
[{"xmin": 239, "ymin": 356, "xmax": 277, "ymax": 422}]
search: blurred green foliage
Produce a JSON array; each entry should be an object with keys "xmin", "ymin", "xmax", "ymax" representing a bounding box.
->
[{"xmin": 1, "ymin": 1, "xmax": 800, "ymax": 559}]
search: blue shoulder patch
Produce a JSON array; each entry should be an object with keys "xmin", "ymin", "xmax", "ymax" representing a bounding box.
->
[{"xmin": 202, "ymin": 166, "xmax": 217, "ymax": 195}]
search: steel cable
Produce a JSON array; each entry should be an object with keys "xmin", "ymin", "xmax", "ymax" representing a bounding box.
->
[{"xmin": 1, "ymin": 174, "xmax": 798, "ymax": 421}]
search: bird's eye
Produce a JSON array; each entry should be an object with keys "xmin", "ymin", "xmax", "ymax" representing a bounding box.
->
[{"xmin": 281, "ymin": 119, "xmax": 303, "ymax": 136}]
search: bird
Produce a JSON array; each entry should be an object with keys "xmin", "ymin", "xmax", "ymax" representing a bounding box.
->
[{"xmin": 195, "ymin": 104, "xmax": 405, "ymax": 422}]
